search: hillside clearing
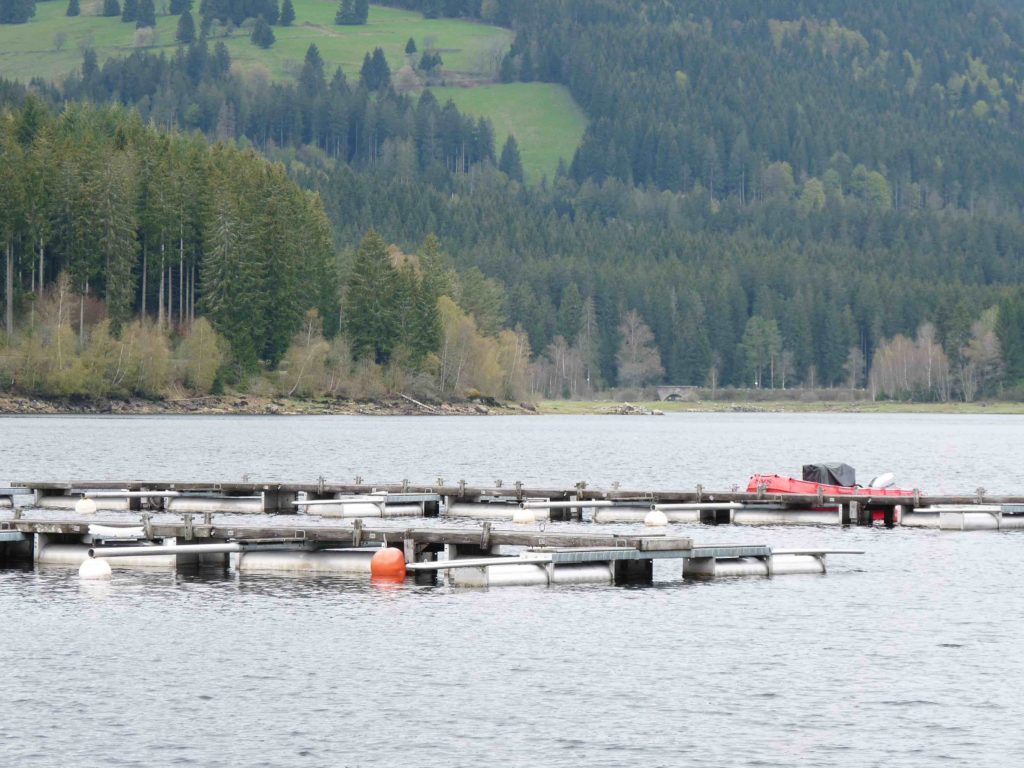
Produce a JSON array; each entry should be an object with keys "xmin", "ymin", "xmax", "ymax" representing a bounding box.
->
[
  {"xmin": 431, "ymin": 83, "xmax": 586, "ymax": 183},
  {"xmin": 0, "ymin": 2, "xmax": 584, "ymax": 179}
]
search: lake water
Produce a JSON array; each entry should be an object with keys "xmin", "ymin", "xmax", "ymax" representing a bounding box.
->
[{"xmin": 1, "ymin": 413, "xmax": 1022, "ymax": 766}]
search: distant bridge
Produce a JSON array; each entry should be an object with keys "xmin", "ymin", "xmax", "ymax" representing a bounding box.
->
[{"xmin": 655, "ymin": 385, "xmax": 699, "ymax": 401}]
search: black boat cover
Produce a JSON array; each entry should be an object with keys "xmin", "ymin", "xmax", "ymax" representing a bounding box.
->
[{"xmin": 802, "ymin": 462, "xmax": 856, "ymax": 487}]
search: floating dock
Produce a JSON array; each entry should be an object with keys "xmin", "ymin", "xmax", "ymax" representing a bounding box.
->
[
  {"xmin": 0, "ymin": 513, "xmax": 861, "ymax": 586},
  {"xmin": 3, "ymin": 479, "xmax": 1022, "ymax": 530}
]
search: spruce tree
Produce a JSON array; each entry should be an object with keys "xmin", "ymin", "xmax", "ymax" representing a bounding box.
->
[
  {"xmin": 0, "ymin": 0, "xmax": 37, "ymax": 24},
  {"xmin": 169, "ymin": 0, "xmax": 190, "ymax": 12},
  {"xmin": 121, "ymin": 0, "xmax": 137, "ymax": 22},
  {"xmin": 176, "ymin": 8, "xmax": 195, "ymax": 42},
  {"xmin": 102, "ymin": 0, "xmax": 120, "ymax": 16},
  {"xmin": 370, "ymin": 46, "xmax": 390, "ymax": 89},
  {"xmin": 353, "ymin": 0, "xmax": 366, "ymax": 23},
  {"xmin": 499, "ymin": 135, "xmax": 523, "ymax": 182},
  {"xmin": 279, "ymin": 0, "xmax": 293, "ymax": 25},
  {"xmin": 334, "ymin": 0, "xmax": 352, "ymax": 24},
  {"xmin": 405, "ymin": 37, "xmax": 416, "ymax": 54},
  {"xmin": 257, "ymin": 171, "xmax": 304, "ymax": 365},
  {"xmin": 345, "ymin": 229, "xmax": 400, "ymax": 364},
  {"xmin": 136, "ymin": 0, "xmax": 155, "ymax": 27},
  {"xmin": 250, "ymin": 15, "xmax": 274, "ymax": 47},
  {"xmin": 66, "ymin": 0, "xmax": 79, "ymax": 16},
  {"xmin": 298, "ymin": 43, "xmax": 325, "ymax": 96},
  {"xmin": 258, "ymin": 0, "xmax": 278, "ymax": 25}
]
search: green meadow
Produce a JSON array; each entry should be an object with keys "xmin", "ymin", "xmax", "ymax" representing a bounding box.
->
[
  {"xmin": 431, "ymin": 83, "xmax": 587, "ymax": 182},
  {"xmin": 0, "ymin": 1, "xmax": 586, "ymax": 179}
]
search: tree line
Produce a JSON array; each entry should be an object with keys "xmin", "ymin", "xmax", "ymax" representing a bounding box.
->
[
  {"xmin": 7, "ymin": 0, "xmax": 1024, "ymax": 400},
  {"xmin": 0, "ymin": 97, "xmax": 535, "ymax": 401},
  {"xmin": 0, "ymin": 99, "xmax": 336, "ymax": 378},
  {"xmin": 386, "ymin": 0, "xmax": 1024, "ymax": 215}
]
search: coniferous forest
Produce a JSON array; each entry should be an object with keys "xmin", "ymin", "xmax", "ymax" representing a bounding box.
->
[{"xmin": 5, "ymin": 0, "xmax": 1024, "ymax": 403}]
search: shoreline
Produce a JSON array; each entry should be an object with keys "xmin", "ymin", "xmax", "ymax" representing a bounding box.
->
[
  {"xmin": 537, "ymin": 399, "xmax": 1024, "ymax": 415},
  {"xmin": 0, "ymin": 394, "xmax": 528, "ymax": 417},
  {"xmin": 0, "ymin": 394, "xmax": 1021, "ymax": 416}
]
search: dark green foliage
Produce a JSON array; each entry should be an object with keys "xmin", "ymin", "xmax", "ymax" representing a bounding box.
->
[
  {"xmin": 0, "ymin": 100, "xmax": 338, "ymax": 377},
  {"xmin": 102, "ymin": 0, "xmax": 120, "ymax": 17},
  {"xmin": 169, "ymin": 0, "xmax": 191, "ymax": 13},
  {"xmin": 136, "ymin": 0, "xmax": 155, "ymax": 27},
  {"xmin": 279, "ymin": 0, "xmax": 293, "ymax": 25},
  {"xmin": 0, "ymin": 0, "xmax": 35, "ymax": 24},
  {"xmin": 997, "ymin": 294, "xmax": 1024, "ymax": 385},
  {"xmin": 120, "ymin": 0, "xmax": 137, "ymax": 22},
  {"xmin": 176, "ymin": 9, "xmax": 195, "ymax": 43},
  {"xmin": 405, "ymin": 37, "xmax": 416, "ymax": 54},
  {"xmin": 250, "ymin": 16, "xmax": 275, "ymax": 48},
  {"xmin": 418, "ymin": 50, "xmax": 442, "ymax": 72},
  {"xmin": 201, "ymin": 0, "xmax": 277, "ymax": 26},
  {"xmin": 29, "ymin": 2, "xmax": 1024, "ymax": 396},
  {"xmin": 298, "ymin": 43, "xmax": 325, "ymax": 96},
  {"xmin": 498, "ymin": 135, "xmax": 522, "ymax": 182},
  {"xmin": 66, "ymin": 0, "xmax": 79, "ymax": 17},
  {"xmin": 81, "ymin": 47, "xmax": 97, "ymax": 78},
  {"xmin": 359, "ymin": 47, "xmax": 390, "ymax": 90},
  {"xmin": 335, "ymin": 0, "xmax": 366, "ymax": 24},
  {"xmin": 345, "ymin": 229, "xmax": 400, "ymax": 364}
]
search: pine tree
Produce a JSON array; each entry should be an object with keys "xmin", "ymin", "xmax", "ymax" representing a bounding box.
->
[
  {"xmin": 257, "ymin": 0, "xmax": 278, "ymax": 25},
  {"xmin": 136, "ymin": 0, "xmax": 155, "ymax": 27},
  {"xmin": 418, "ymin": 50, "xmax": 442, "ymax": 72},
  {"xmin": 0, "ymin": 0, "xmax": 37, "ymax": 24},
  {"xmin": 90, "ymin": 152, "xmax": 139, "ymax": 333},
  {"xmin": 499, "ymin": 53, "xmax": 515, "ymax": 82},
  {"xmin": 201, "ymin": 160, "xmax": 262, "ymax": 372},
  {"xmin": 257, "ymin": 170, "xmax": 304, "ymax": 364},
  {"xmin": 176, "ymin": 8, "xmax": 195, "ymax": 43},
  {"xmin": 369, "ymin": 46, "xmax": 390, "ymax": 89},
  {"xmin": 408, "ymin": 234, "xmax": 444, "ymax": 360},
  {"xmin": 299, "ymin": 43, "xmax": 326, "ymax": 96},
  {"xmin": 279, "ymin": 0, "xmax": 293, "ymax": 25},
  {"xmin": 353, "ymin": 0, "xmax": 367, "ymax": 23},
  {"xmin": 499, "ymin": 135, "xmax": 523, "ymax": 182},
  {"xmin": 0, "ymin": 134, "xmax": 25, "ymax": 339},
  {"xmin": 359, "ymin": 49, "xmax": 393, "ymax": 90},
  {"xmin": 250, "ymin": 16, "xmax": 275, "ymax": 48},
  {"xmin": 102, "ymin": 0, "xmax": 120, "ymax": 16},
  {"xmin": 121, "ymin": 0, "xmax": 137, "ymax": 22},
  {"xmin": 345, "ymin": 229, "xmax": 400, "ymax": 364},
  {"xmin": 334, "ymin": 0, "xmax": 352, "ymax": 24},
  {"xmin": 66, "ymin": 0, "xmax": 79, "ymax": 17},
  {"xmin": 405, "ymin": 37, "xmax": 416, "ymax": 54}
]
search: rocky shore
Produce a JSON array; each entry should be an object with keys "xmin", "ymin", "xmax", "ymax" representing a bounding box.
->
[{"xmin": 0, "ymin": 394, "xmax": 535, "ymax": 416}]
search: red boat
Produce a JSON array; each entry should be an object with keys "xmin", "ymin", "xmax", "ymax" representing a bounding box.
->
[
  {"xmin": 746, "ymin": 474, "xmax": 916, "ymax": 498},
  {"xmin": 747, "ymin": 463, "xmax": 918, "ymax": 524}
]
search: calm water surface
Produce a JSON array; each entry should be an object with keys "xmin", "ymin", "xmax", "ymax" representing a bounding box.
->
[{"xmin": 1, "ymin": 413, "xmax": 1022, "ymax": 766}]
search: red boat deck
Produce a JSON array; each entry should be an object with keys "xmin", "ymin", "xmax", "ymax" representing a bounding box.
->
[{"xmin": 747, "ymin": 474, "xmax": 917, "ymax": 498}]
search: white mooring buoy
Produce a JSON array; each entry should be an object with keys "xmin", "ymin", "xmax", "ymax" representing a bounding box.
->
[
  {"xmin": 78, "ymin": 557, "xmax": 112, "ymax": 580},
  {"xmin": 75, "ymin": 497, "xmax": 98, "ymax": 516},
  {"xmin": 644, "ymin": 509, "xmax": 669, "ymax": 527},
  {"xmin": 512, "ymin": 507, "xmax": 536, "ymax": 525}
]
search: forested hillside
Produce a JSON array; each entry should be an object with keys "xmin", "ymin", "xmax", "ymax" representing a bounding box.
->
[{"xmin": 6, "ymin": 0, "xmax": 1024, "ymax": 403}]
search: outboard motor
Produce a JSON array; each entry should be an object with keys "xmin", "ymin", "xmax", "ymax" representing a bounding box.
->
[{"xmin": 869, "ymin": 472, "xmax": 896, "ymax": 489}]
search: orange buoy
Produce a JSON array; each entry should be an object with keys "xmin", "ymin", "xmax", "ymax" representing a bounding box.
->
[{"xmin": 370, "ymin": 547, "xmax": 407, "ymax": 581}]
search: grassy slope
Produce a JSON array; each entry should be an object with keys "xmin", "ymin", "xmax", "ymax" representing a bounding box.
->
[
  {"xmin": 431, "ymin": 83, "xmax": 586, "ymax": 182},
  {"xmin": 0, "ymin": 1, "xmax": 585, "ymax": 179}
]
